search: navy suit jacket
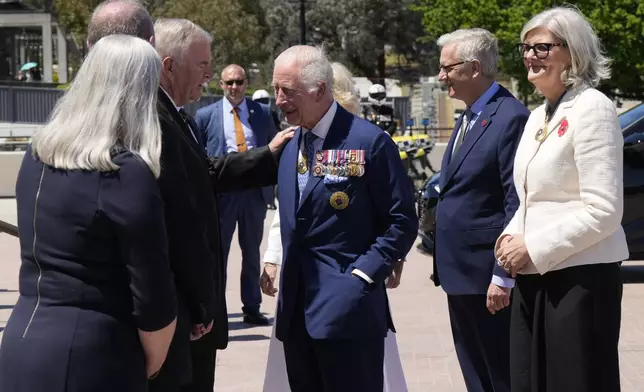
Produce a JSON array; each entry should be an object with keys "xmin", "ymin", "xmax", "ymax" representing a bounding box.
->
[
  {"xmin": 433, "ymin": 86, "xmax": 529, "ymax": 295},
  {"xmin": 195, "ymin": 98, "xmax": 278, "ymax": 204},
  {"xmin": 275, "ymin": 105, "xmax": 418, "ymax": 341}
]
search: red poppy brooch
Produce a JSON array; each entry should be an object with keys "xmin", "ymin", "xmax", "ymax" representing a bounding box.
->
[{"xmin": 558, "ymin": 118, "xmax": 569, "ymax": 137}]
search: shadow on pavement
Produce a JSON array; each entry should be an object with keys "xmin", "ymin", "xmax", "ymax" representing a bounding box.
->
[{"xmin": 228, "ymin": 334, "xmax": 270, "ymax": 342}]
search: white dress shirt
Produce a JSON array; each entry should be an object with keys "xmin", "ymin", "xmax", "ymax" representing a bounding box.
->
[{"xmin": 222, "ymin": 97, "xmax": 257, "ymax": 152}]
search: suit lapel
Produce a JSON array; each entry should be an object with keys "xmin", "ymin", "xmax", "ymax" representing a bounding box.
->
[
  {"xmin": 537, "ymin": 85, "xmax": 585, "ymax": 144},
  {"xmin": 297, "ymin": 106, "xmax": 353, "ymax": 212},
  {"xmin": 440, "ymin": 115, "xmax": 463, "ymax": 190},
  {"xmin": 441, "ymin": 88, "xmax": 508, "ymax": 190},
  {"xmin": 158, "ymin": 89, "xmax": 205, "ymax": 159}
]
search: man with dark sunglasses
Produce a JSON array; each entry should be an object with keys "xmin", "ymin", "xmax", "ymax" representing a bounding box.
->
[{"xmin": 195, "ymin": 64, "xmax": 278, "ymax": 326}]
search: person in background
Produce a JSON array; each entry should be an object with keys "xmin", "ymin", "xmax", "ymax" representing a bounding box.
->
[
  {"xmin": 496, "ymin": 6, "xmax": 628, "ymax": 392},
  {"xmin": 0, "ymin": 34, "xmax": 177, "ymax": 392},
  {"xmin": 253, "ymin": 89, "xmax": 283, "ymax": 130},
  {"xmin": 194, "ymin": 64, "xmax": 279, "ymax": 326},
  {"xmin": 252, "ymin": 88, "xmax": 281, "ymax": 210}
]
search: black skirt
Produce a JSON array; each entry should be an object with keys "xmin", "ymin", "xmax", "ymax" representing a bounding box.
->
[{"xmin": 510, "ymin": 262, "xmax": 622, "ymax": 392}]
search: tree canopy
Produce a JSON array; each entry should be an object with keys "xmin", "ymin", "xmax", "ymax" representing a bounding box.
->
[{"xmin": 411, "ymin": 0, "xmax": 644, "ymax": 99}]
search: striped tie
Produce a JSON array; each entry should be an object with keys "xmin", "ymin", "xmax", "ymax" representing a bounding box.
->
[{"xmin": 298, "ymin": 131, "xmax": 318, "ymax": 202}]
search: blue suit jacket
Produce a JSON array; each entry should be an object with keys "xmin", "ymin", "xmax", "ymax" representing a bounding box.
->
[
  {"xmin": 275, "ymin": 105, "xmax": 418, "ymax": 341},
  {"xmin": 195, "ymin": 98, "xmax": 278, "ymax": 204},
  {"xmin": 433, "ymin": 86, "xmax": 529, "ymax": 295}
]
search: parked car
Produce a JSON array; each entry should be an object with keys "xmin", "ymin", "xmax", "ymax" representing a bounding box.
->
[{"xmin": 417, "ymin": 102, "xmax": 644, "ymax": 259}]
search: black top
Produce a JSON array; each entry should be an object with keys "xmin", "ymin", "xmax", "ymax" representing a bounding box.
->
[{"xmin": 0, "ymin": 147, "xmax": 177, "ymax": 391}]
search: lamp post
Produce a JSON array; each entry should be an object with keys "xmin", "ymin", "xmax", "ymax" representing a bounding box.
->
[{"xmin": 288, "ymin": 0, "xmax": 315, "ymax": 45}]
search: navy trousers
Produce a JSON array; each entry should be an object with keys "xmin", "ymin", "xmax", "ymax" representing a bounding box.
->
[
  {"xmin": 448, "ymin": 294, "xmax": 511, "ymax": 392},
  {"xmin": 282, "ymin": 302, "xmax": 385, "ymax": 392},
  {"xmin": 218, "ymin": 188, "xmax": 267, "ymax": 313}
]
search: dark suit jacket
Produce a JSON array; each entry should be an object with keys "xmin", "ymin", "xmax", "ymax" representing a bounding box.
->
[
  {"xmin": 433, "ymin": 86, "xmax": 529, "ymax": 295},
  {"xmin": 155, "ymin": 90, "xmax": 278, "ymax": 384},
  {"xmin": 195, "ymin": 98, "xmax": 278, "ymax": 205},
  {"xmin": 275, "ymin": 105, "xmax": 418, "ymax": 341}
]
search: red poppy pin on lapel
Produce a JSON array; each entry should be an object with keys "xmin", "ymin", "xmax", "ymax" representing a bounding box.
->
[
  {"xmin": 481, "ymin": 119, "xmax": 488, "ymax": 127},
  {"xmin": 558, "ymin": 118, "xmax": 569, "ymax": 137}
]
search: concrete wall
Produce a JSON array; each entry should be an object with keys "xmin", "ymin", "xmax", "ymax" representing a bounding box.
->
[{"xmin": 0, "ymin": 151, "xmax": 24, "ymax": 198}]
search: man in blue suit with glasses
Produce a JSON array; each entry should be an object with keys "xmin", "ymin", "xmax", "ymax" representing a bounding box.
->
[{"xmin": 432, "ymin": 28, "xmax": 530, "ymax": 392}]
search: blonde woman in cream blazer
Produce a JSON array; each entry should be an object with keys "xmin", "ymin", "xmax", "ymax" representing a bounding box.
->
[
  {"xmin": 495, "ymin": 6, "xmax": 628, "ymax": 392},
  {"xmin": 260, "ymin": 62, "xmax": 408, "ymax": 392}
]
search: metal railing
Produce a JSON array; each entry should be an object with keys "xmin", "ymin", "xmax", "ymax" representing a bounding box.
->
[{"xmin": 0, "ymin": 84, "xmax": 415, "ymax": 128}]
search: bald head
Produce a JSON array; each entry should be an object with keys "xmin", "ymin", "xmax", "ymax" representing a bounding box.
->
[
  {"xmin": 220, "ymin": 64, "xmax": 246, "ymax": 80},
  {"xmin": 220, "ymin": 64, "xmax": 247, "ymax": 105},
  {"xmin": 87, "ymin": 0, "xmax": 154, "ymax": 48}
]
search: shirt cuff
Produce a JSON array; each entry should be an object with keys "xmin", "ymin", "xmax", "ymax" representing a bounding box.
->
[
  {"xmin": 262, "ymin": 250, "xmax": 282, "ymax": 266},
  {"xmin": 351, "ymin": 268, "xmax": 374, "ymax": 284},
  {"xmin": 491, "ymin": 275, "xmax": 515, "ymax": 289}
]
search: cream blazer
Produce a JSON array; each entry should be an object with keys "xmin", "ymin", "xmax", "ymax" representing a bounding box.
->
[{"xmin": 496, "ymin": 84, "xmax": 628, "ymax": 275}]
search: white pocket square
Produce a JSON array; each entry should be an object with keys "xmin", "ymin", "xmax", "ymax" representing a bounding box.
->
[{"xmin": 324, "ymin": 175, "xmax": 349, "ymax": 184}]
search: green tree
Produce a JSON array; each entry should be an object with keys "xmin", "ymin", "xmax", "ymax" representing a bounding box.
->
[
  {"xmin": 411, "ymin": 0, "xmax": 644, "ymax": 100},
  {"xmin": 260, "ymin": 0, "xmax": 434, "ymax": 84},
  {"xmin": 153, "ymin": 0, "xmax": 268, "ymax": 75}
]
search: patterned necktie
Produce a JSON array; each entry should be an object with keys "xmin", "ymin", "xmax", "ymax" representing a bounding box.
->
[
  {"xmin": 297, "ymin": 131, "xmax": 318, "ymax": 201},
  {"xmin": 452, "ymin": 108, "xmax": 472, "ymax": 155},
  {"xmin": 233, "ymin": 107, "xmax": 247, "ymax": 152}
]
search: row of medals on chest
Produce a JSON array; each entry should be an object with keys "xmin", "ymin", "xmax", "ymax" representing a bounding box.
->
[{"xmin": 298, "ymin": 149, "xmax": 366, "ymax": 177}]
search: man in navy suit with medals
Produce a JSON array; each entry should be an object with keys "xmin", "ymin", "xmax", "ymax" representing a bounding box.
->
[{"xmin": 263, "ymin": 44, "xmax": 418, "ymax": 392}]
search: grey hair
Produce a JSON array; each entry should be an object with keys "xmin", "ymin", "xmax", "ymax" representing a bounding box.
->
[
  {"xmin": 154, "ymin": 18, "xmax": 212, "ymax": 64},
  {"xmin": 32, "ymin": 35, "xmax": 163, "ymax": 177},
  {"xmin": 521, "ymin": 6, "xmax": 611, "ymax": 88},
  {"xmin": 331, "ymin": 62, "xmax": 360, "ymax": 115},
  {"xmin": 437, "ymin": 28, "xmax": 498, "ymax": 77},
  {"xmin": 87, "ymin": 0, "xmax": 154, "ymax": 47},
  {"xmin": 274, "ymin": 45, "xmax": 334, "ymax": 94}
]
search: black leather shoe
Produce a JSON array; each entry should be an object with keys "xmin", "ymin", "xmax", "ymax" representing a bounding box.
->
[{"xmin": 243, "ymin": 310, "xmax": 270, "ymax": 326}]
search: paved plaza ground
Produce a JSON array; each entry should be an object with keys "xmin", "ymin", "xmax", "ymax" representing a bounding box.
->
[{"xmin": 1, "ymin": 199, "xmax": 644, "ymax": 391}]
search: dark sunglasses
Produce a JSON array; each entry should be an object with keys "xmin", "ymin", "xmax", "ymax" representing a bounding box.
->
[
  {"xmin": 516, "ymin": 43, "xmax": 567, "ymax": 59},
  {"xmin": 223, "ymin": 79, "xmax": 245, "ymax": 86}
]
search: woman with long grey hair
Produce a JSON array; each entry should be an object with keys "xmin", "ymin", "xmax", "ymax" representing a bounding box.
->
[{"xmin": 0, "ymin": 35, "xmax": 177, "ymax": 391}]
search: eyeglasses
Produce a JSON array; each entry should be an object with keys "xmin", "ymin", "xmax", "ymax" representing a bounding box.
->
[
  {"xmin": 223, "ymin": 79, "xmax": 245, "ymax": 86},
  {"xmin": 438, "ymin": 61, "xmax": 466, "ymax": 74},
  {"xmin": 516, "ymin": 43, "xmax": 567, "ymax": 59}
]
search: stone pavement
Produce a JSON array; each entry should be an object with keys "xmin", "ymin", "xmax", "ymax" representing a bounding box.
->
[{"xmin": 2, "ymin": 203, "xmax": 644, "ymax": 391}]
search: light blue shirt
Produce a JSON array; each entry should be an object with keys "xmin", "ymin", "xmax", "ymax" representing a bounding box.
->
[
  {"xmin": 465, "ymin": 81, "xmax": 500, "ymax": 131},
  {"xmin": 222, "ymin": 97, "xmax": 257, "ymax": 153}
]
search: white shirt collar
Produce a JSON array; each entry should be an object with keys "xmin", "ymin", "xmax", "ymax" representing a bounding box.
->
[
  {"xmin": 303, "ymin": 101, "xmax": 337, "ymax": 140},
  {"xmin": 222, "ymin": 96, "xmax": 248, "ymax": 114}
]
